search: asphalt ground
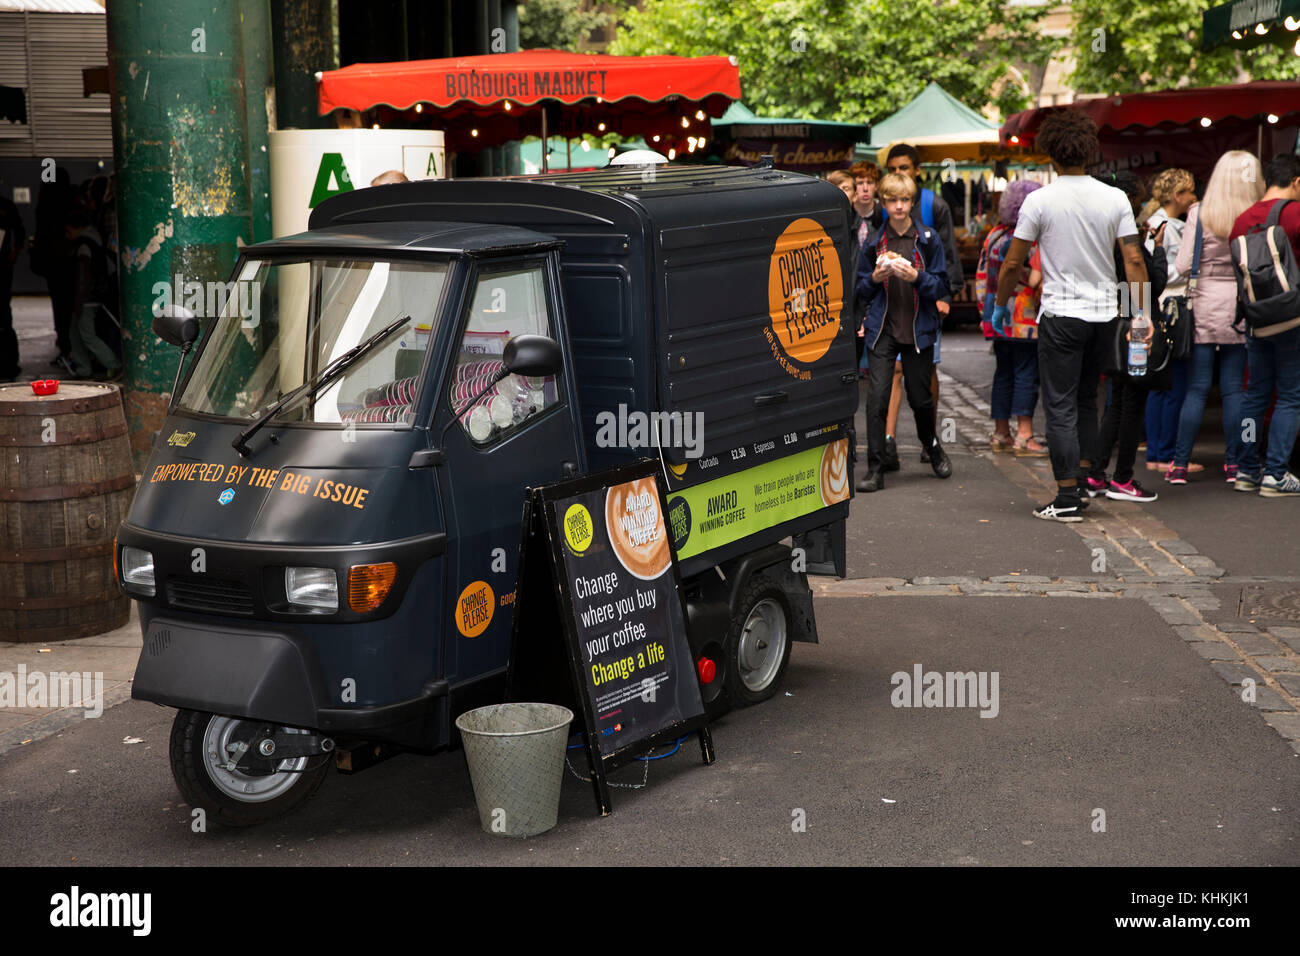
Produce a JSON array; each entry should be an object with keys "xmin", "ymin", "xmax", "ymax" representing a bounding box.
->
[{"xmin": 1, "ymin": 594, "xmax": 1295, "ymax": 866}]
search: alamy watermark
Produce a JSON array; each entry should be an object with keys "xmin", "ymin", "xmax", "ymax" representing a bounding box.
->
[
  {"xmin": 594, "ymin": 404, "xmax": 704, "ymax": 459},
  {"xmin": 1044, "ymin": 278, "xmax": 1152, "ymax": 319},
  {"xmin": 49, "ymin": 886, "xmax": 150, "ymax": 936},
  {"xmin": 0, "ymin": 666, "xmax": 103, "ymax": 718},
  {"xmin": 890, "ymin": 664, "xmax": 999, "ymax": 718},
  {"xmin": 151, "ymin": 276, "xmax": 261, "ymax": 328}
]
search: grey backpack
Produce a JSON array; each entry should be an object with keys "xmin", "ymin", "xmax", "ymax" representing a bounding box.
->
[{"xmin": 1231, "ymin": 199, "xmax": 1300, "ymax": 338}]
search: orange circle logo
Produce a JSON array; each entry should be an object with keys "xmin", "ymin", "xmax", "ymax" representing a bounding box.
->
[
  {"xmin": 455, "ymin": 580, "xmax": 495, "ymax": 638},
  {"xmin": 819, "ymin": 438, "xmax": 850, "ymax": 505},
  {"xmin": 767, "ymin": 218, "xmax": 844, "ymax": 369}
]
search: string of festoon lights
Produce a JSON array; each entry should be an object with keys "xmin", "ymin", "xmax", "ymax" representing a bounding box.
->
[{"xmin": 1228, "ymin": 13, "xmax": 1300, "ymax": 54}]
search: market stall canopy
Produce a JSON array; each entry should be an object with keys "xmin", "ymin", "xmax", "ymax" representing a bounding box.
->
[
  {"xmin": 708, "ymin": 101, "xmax": 868, "ymax": 172},
  {"xmin": 1201, "ymin": 0, "xmax": 1300, "ymax": 50},
  {"xmin": 865, "ymin": 83, "xmax": 996, "ymax": 150},
  {"xmin": 855, "ymin": 82, "xmax": 1043, "ymax": 165},
  {"xmin": 999, "ymin": 81, "xmax": 1300, "ymax": 179},
  {"xmin": 317, "ymin": 50, "xmax": 741, "ymax": 153}
]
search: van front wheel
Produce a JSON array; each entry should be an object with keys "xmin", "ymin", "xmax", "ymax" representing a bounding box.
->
[
  {"xmin": 725, "ymin": 576, "xmax": 793, "ymax": 706},
  {"xmin": 169, "ymin": 709, "xmax": 331, "ymax": 828}
]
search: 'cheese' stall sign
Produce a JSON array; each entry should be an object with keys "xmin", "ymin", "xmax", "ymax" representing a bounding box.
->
[{"xmin": 509, "ymin": 461, "xmax": 714, "ymax": 815}]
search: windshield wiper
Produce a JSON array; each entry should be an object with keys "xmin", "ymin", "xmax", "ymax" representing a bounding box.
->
[{"xmin": 232, "ymin": 313, "xmax": 411, "ymax": 457}]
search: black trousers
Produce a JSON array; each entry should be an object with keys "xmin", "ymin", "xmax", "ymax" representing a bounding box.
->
[
  {"xmin": 1091, "ymin": 378, "xmax": 1145, "ymax": 484},
  {"xmin": 865, "ymin": 328, "xmax": 935, "ymax": 473},
  {"xmin": 0, "ymin": 262, "xmax": 16, "ymax": 377},
  {"xmin": 1037, "ymin": 312, "xmax": 1114, "ymax": 483},
  {"xmin": 47, "ymin": 259, "xmax": 76, "ymax": 356}
]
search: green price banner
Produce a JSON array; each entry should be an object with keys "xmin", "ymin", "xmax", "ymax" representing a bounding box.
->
[{"xmin": 667, "ymin": 438, "xmax": 849, "ymax": 561}]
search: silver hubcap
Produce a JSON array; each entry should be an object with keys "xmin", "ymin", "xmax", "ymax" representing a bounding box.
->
[
  {"xmin": 738, "ymin": 598, "xmax": 788, "ymax": 692},
  {"xmin": 202, "ymin": 717, "xmax": 313, "ymax": 803}
]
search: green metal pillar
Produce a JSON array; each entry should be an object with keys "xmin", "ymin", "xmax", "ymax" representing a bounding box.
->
[
  {"xmin": 243, "ymin": 0, "xmax": 274, "ymax": 243},
  {"xmin": 107, "ymin": 0, "xmax": 273, "ymax": 466},
  {"xmin": 269, "ymin": 0, "xmax": 337, "ymax": 130}
]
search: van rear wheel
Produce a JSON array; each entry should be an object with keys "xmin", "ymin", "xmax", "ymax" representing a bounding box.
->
[
  {"xmin": 725, "ymin": 575, "xmax": 793, "ymax": 706},
  {"xmin": 169, "ymin": 709, "xmax": 331, "ymax": 828}
]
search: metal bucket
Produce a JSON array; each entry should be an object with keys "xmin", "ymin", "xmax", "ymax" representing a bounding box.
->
[{"xmin": 455, "ymin": 703, "xmax": 574, "ymax": 837}]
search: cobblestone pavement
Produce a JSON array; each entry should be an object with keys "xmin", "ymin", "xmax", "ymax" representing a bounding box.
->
[{"xmin": 836, "ymin": 366, "xmax": 1300, "ymax": 757}]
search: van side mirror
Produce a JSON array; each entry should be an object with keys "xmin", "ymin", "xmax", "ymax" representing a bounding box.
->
[
  {"xmin": 503, "ymin": 334, "xmax": 562, "ymax": 377},
  {"xmin": 153, "ymin": 305, "xmax": 200, "ymax": 348}
]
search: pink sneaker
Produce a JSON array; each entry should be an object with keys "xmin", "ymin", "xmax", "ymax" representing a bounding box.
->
[
  {"xmin": 1084, "ymin": 476, "xmax": 1107, "ymax": 498},
  {"xmin": 1165, "ymin": 466, "xmax": 1188, "ymax": 485},
  {"xmin": 1224, "ymin": 464, "xmax": 1238, "ymax": 483},
  {"xmin": 1106, "ymin": 478, "xmax": 1158, "ymax": 501}
]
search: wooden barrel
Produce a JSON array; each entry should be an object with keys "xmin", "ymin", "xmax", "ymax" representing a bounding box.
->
[{"xmin": 0, "ymin": 383, "xmax": 136, "ymax": 642}]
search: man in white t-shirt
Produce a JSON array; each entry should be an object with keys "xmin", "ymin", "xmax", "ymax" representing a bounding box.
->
[{"xmin": 992, "ymin": 110, "xmax": 1150, "ymax": 522}]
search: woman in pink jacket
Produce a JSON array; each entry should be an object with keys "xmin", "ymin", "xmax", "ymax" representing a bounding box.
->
[{"xmin": 1165, "ymin": 151, "xmax": 1263, "ymax": 485}]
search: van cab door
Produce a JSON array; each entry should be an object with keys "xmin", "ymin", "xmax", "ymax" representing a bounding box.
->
[{"xmin": 434, "ymin": 254, "xmax": 584, "ymax": 688}]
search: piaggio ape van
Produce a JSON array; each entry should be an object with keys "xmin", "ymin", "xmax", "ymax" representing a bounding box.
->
[{"xmin": 119, "ymin": 163, "xmax": 858, "ymax": 825}]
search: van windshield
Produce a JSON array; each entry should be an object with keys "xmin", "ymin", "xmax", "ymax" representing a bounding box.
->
[{"xmin": 177, "ymin": 257, "xmax": 451, "ymax": 426}]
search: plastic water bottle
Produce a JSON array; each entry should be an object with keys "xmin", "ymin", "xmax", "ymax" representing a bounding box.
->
[{"xmin": 1128, "ymin": 314, "xmax": 1149, "ymax": 378}]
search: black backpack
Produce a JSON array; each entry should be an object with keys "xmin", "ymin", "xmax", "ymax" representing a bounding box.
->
[{"xmin": 1231, "ymin": 199, "xmax": 1300, "ymax": 338}]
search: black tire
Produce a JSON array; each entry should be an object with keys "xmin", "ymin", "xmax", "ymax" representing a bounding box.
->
[
  {"xmin": 169, "ymin": 709, "xmax": 331, "ymax": 828},
  {"xmin": 724, "ymin": 575, "xmax": 793, "ymax": 706}
]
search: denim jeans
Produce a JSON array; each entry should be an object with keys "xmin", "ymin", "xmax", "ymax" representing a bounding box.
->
[
  {"xmin": 1144, "ymin": 358, "xmax": 1188, "ymax": 463},
  {"xmin": 1173, "ymin": 343, "xmax": 1246, "ymax": 468},
  {"xmin": 1239, "ymin": 327, "xmax": 1300, "ymax": 479},
  {"xmin": 990, "ymin": 338, "xmax": 1039, "ymax": 421}
]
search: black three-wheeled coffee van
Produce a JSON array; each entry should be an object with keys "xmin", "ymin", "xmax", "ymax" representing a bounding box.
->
[{"xmin": 119, "ymin": 163, "xmax": 857, "ymax": 825}]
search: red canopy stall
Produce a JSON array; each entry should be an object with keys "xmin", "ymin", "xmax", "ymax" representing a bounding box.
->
[
  {"xmin": 317, "ymin": 50, "xmax": 742, "ymax": 160},
  {"xmin": 999, "ymin": 81, "xmax": 1300, "ymax": 180}
]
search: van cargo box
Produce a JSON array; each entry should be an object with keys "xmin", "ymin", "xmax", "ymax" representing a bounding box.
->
[{"xmin": 312, "ymin": 164, "xmax": 857, "ymax": 574}]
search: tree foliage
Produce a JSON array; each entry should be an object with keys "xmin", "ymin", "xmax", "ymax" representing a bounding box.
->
[
  {"xmin": 518, "ymin": 0, "xmax": 611, "ymax": 52},
  {"xmin": 609, "ymin": 0, "xmax": 1054, "ymax": 123},
  {"xmin": 1067, "ymin": 0, "xmax": 1298, "ymax": 94}
]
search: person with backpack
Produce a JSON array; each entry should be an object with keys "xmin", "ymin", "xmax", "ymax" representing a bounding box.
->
[
  {"xmin": 977, "ymin": 178, "xmax": 1046, "ymax": 455},
  {"xmin": 65, "ymin": 205, "xmax": 122, "ymax": 381},
  {"xmin": 1164, "ymin": 151, "xmax": 1259, "ymax": 486},
  {"xmin": 1230, "ymin": 153, "xmax": 1300, "ymax": 497},
  {"xmin": 883, "ymin": 144, "xmax": 964, "ymax": 469},
  {"xmin": 855, "ymin": 172, "xmax": 954, "ymax": 492}
]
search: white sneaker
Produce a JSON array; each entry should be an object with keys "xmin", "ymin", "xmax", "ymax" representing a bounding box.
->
[{"xmin": 1259, "ymin": 472, "xmax": 1300, "ymax": 497}]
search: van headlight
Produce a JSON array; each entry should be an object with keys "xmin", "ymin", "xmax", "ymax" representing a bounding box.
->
[
  {"xmin": 285, "ymin": 567, "xmax": 338, "ymax": 611},
  {"xmin": 121, "ymin": 547, "xmax": 156, "ymax": 596}
]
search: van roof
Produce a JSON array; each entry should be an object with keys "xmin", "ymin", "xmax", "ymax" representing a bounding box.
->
[
  {"xmin": 308, "ymin": 163, "xmax": 823, "ymax": 234},
  {"xmin": 244, "ymin": 221, "xmax": 562, "ymax": 258}
]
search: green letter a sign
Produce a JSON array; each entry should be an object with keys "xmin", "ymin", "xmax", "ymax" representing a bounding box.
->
[{"xmin": 309, "ymin": 152, "xmax": 354, "ymax": 208}]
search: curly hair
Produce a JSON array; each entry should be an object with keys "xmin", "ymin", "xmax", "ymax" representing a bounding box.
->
[
  {"xmin": 1035, "ymin": 110, "xmax": 1099, "ymax": 169},
  {"xmin": 1138, "ymin": 167, "xmax": 1194, "ymax": 223}
]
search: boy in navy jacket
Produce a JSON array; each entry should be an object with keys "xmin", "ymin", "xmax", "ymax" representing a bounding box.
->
[{"xmin": 855, "ymin": 172, "xmax": 954, "ymax": 491}]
